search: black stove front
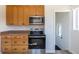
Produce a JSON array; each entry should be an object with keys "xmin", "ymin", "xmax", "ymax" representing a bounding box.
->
[{"xmin": 29, "ymin": 31, "xmax": 45, "ymax": 49}]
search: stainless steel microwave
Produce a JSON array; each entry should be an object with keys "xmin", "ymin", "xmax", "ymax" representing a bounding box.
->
[{"xmin": 29, "ymin": 16, "xmax": 44, "ymax": 25}]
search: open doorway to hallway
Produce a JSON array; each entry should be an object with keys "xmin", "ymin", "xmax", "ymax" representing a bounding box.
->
[{"xmin": 55, "ymin": 12, "xmax": 72, "ymax": 54}]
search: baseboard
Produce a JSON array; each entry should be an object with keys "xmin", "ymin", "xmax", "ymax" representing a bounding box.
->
[{"xmin": 69, "ymin": 50, "xmax": 76, "ymax": 54}]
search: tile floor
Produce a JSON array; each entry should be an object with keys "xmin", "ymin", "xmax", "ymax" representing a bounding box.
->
[{"xmin": 27, "ymin": 49, "xmax": 72, "ymax": 54}]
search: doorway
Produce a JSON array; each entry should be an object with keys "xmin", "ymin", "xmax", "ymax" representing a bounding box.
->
[{"xmin": 55, "ymin": 12, "xmax": 70, "ymax": 52}]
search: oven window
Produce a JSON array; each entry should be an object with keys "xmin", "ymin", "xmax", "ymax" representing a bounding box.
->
[{"xmin": 29, "ymin": 38, "xmax": 45, "ymax": 49}]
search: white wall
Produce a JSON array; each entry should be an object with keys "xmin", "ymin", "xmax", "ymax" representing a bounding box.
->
[
  {"xmin": 70, "ymin": 31, "xmax": 79, "ymax": 53},
  {"xmin": 55, "ymin": 12, "xmax": 70, "ymax": 50},
  {"xmin": 69, "ymin": 10, "xmax": 79, "ymax": 54},
  {"xmin": 45, "ymin": 6, "xmax": 55, "ymax": 53}
]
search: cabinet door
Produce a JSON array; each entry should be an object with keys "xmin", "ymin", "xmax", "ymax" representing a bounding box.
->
[
  {"xmin": 12, "ymin": 39, "xmax": 28, "ymax": 45},
  {"xmin": 29, "ymin": 5, "xmax": 36, "ymax": 16},
  {"xmin": 35, "ymin": 5, "xmax": 44, "ymax": 16},
  {"xmin": 29, "ymin": 5, "xmax": 44, "ymax": 16},
  {"xmin": 12, "ymin": 34, "xmax": 28, "ymax": 45},
  {"xmin": 6, "ymin": 5, "xmax": 13, "ymax": 25},
  {"xmin": 2, "ymin": 46, "xmax": 12, "ymax": 53},
  {"xmin": 17, "ymin": 6, "xmax": 24, "ymax": 25},
  {"xmin": 23, "ymin": 6, "xmax": 30, "ymax": 25},
  {"xmin": 12, "ymin": 46, "xmax": 28, "ymax": 53},
  {"xmin": 13, "ymin": 6, "xmax": 18, "ymax": 25},
  {"xmin": 2, "ymin": 39, "xmax": 11, "ymax": 46}
]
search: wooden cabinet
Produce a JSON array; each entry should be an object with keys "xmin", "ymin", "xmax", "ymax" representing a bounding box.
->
[
  {"xmin": 6, "ymin": 5, "xmax": 44, "ymax": 25},
  {"xmin": 6, "ymin": 5, "xmax": 13, "ymax": 25},
  {"xmin": 2, "ymin": 46, "xmax": 12, "ymax": 53},
  {"xmin": 13, "ymin": 6, "xmax": 18, "ymax": 25},
  {"xmin": 29, "ymin": 5, "xmax": 44, "ymax": 16},
  {"xmin": 1, "ymin": 34, "xmax": 12, "ymax": 53},
  {"xmin": 34, "ymin": 5, "xmax": 44, "ymax": 16},
  {"xmin": 23, "ymin": 6, "xmax": 30, "ymax": 25},
  {"xmin": 1, "ymin": 33, "xmax": 28, "ymax": 54},
  {"xmin": 12, "ymin": 46, "xmax": 28, "ymax": 53},
  {"xmin": 17, "ymin": 6, "xmax": 24, "ymax": 25}
]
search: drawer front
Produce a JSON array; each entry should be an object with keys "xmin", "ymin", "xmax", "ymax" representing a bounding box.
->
[
  {"xmin": 12, "ymin": 39, "xmax": 28, "ymax": 45},
  {"xmin": 1, "ymin": 39, "xmax": 11, "ymax": 46},
  {"xmin": 12, "ymin": 35, "xmax": 28, "ymax": 39},
  {"xmin": 1, "ymin": 35, "xmax": 11, "ymax": 39},
  {"xmin": 2, "ymin": 46, "xmax": 11, "ymax": 53},
  {"xmin": 21, "ymin": 35, "xmax": 28, "ymax": 39},
  {"xmin": 12, "ymin": 46, "xmax": 28, "ymax": 53}
]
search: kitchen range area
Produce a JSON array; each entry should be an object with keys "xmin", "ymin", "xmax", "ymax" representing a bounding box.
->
[{"xmin": 0, "ymin": 5, "xmax": 46, "ymax": 54}]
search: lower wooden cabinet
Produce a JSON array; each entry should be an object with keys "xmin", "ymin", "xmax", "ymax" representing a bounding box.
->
[
  {"xmin": 2, "ymin": 46, "xmax": 12, "ymax": 53},
  {"xmin": 1, "ymin": 39, "xmax": 11, "ymax": 46},
  {"xmin": 1, "ymin": 33, "xmax": 28, "ymax": 54},
  {"xmin": 12, "ymin": 46, "xmax": 28, "ymax": 53},
  {"xmin": 12, "ymin": 39, "xmax": 28, "ymax": 46}
]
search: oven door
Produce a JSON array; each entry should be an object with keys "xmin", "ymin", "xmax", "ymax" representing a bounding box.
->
[{"xmin": 29, "ymin": 37, "xmax": 45, "ymax": 49}]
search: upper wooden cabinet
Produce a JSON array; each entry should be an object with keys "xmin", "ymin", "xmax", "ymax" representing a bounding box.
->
[
  {"xmin": 6, "ymin": 5, "xmax": 13, "ymax": 25},
  {"xmin": 23, "ymin": 6, "xmax": 30, "ymax": 25},
  {"xmin": 34, "ymin": 5, "xmax": 44, "ymax": 16},
  {"xmin": 6, "ymin": 5, "xmax": 44, "ymax": 26},
  {"xmin": 13, "ymin": 6, "xmax": 18, "ymax": 25}
]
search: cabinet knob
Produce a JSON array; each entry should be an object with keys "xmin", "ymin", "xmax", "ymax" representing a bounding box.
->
[
  {"xmin": 4, "ymin": 48, "xmax": 8, "ymax": 50},
  {"xmin": 23, "ymin": 41, "xmax": 25, "ymax": 43},
  {"xmin": 5, "ymin": 41, "xmax": 8, "ymax": 43},
  {"xmin": 23, "ymin": 48, "xmax": 26, "ymax": 50},
  {"xmin": 14, "ymin": 41, "xmax": 17, "ymax": 43},
  {"xmin": 14, "ymin": 48, "xmax": 17, "ymax": 50}
]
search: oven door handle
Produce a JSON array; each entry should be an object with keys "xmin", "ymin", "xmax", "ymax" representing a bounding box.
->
[
  {"xmin": 29, "ymin": 36, "xmax": 45, "ymax": 38},
  {"xmin": 29, "ymin": 43, "xmax": 37, "ymax": 45}
]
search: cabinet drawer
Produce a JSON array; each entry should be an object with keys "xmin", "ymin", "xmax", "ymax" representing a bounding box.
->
[
  {"xmin": 12, "ymin": 34, "xmax": 28, "ymax": 39},
  {"xmin": 1, "ymin": 35, "xmax": 12, "ymax": 39},
  {"xmin": 12, "ymin": 46, "xmax": 28, "ymax": 53},
  {"xmin": 1, "ymin": 39, "xmax": 11, "ymax": 46},
  {"xmin": 14, "ymin": 35, "xmax": 28, "ymax": 39},
  {"xmin": 21, "ymin": 35, "xmax": 28, "ymax": 39},
  {"xmin": 2, "ymin": 46, "xmax": 11, "ymax": 53},
  {"xmin": 12, "ymin": 35, "xmax": 21, "ymax": 39},
  {"xmin": 12, "ymin": 39, "xmax": 28, "ymax": 45}
]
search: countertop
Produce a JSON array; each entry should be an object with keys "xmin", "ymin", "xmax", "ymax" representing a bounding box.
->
[{"xmin": 1, "ymin": 30, "xmax": 30, "ymax": 34}]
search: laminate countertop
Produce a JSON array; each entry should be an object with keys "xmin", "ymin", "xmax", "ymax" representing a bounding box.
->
[{"xmin": 1, "ymin": 30, "xmax": 30, "ymax": 34}]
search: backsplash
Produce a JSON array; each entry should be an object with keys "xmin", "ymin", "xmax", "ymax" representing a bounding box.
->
[
  {"xmin": 29, "ymin": 25, "xmax": 44, "ymax": 31},
  {"xmin": 0, "ymin": 25, "xmax": 44, "ymax": 32},
  {"xmin": 6, "ymin": 26, "xmax": 30, "ymax": 30}
]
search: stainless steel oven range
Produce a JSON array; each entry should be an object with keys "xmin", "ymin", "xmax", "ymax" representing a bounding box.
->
[{"xmin": 29, "ymin": 31, "xmax": 45, "ymax": 49}]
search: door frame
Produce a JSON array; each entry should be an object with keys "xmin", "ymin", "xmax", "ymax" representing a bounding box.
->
[{"xmin": 54, "ymin": 10, "xmax": 72, "ymax": 51}]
